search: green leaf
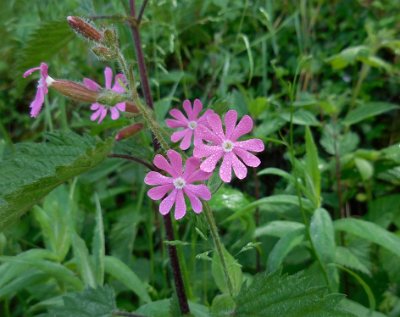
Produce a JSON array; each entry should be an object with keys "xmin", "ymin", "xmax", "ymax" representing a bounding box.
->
[
  {"xmin": 92, "ymin": 194, "xmax": 105, "ymax": 286},
  {"xmin": 211, "ymin": 294, "xmax": 236, "ymax": 317},
  {"xmin": 136, "ymin": 299, "xmax": 209, "ymax": 317},
  {"xmin": 334, "ymin": 218, "xmax": 400, "ymax": 257},
  {"xmin": 240, "ymin": 34, "xmax": 254, "ymax": 85},
  {"xmin": 43, "ymin": 286, "xmax": 116, "ymax": 317},
  {"xmin": 0, "ymin": 131, "xmax": 113, "ymax": 229},
  {"xmin": 343, "ymin": 102, "xmax": 399, "ymax": 126},
  {"xmin": 354, "ymin": 158, "xmax": 374, "ymax": 180},
  {"xmin": 280, "ymin": 109, "xmax": 320, "ymax": 126},
  {"xmin": 212, "ymin": 270, "xmax": 356, "ymax": 316},
  {"xmin": 212, "ymin": 246, "xmax": 243, "ymax": 296},
  {"xmin": 104, "ymin": 256, "xmax": 151, "ymax": 303},
  {"xmin": 16, "ymin": 20, "xmax": 75, "ymax": 93},
  {"xmin": 209, "ymin": 186, "xmax": 249, "ymax": 212},
  {"xmin": 305, "ymin": 127, "xmax": 321, "ymax": 207},
  {"xmin": 327, "ymin": 46, "xmax": 370, "ymax": 69},
  {"xmin": 254, "ymin": 220, "xmax": 305, "ymax": 238},
  {"xmin": 310, "ymin": 208, "xmax": 335, "ymax": 264},
  {"xmin": 340, "ymin": 299, "xmax": 387, "ymax": 317},
  {"xmin": 267, "ymin": 228, "xmax": 305, "ymax": 272},
  {"xmin": 335, "ymin": 247, "xmax": 371, "ymax": 276},
  {"xmin": 227, "ymin": 195, "xmax": 313, "ymax": 222},
  {"xmin": 257, "ymin": 167, "xmax": 293, "ymax": 181},
  {"xmin": 72, "ymin": 232, "xmax": 97, "ymax": 288}
]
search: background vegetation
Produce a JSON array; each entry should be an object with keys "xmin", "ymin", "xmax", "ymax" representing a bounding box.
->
[{"xmin": 0, "ymin": 0, "xmax": 399, "ymax": 316}]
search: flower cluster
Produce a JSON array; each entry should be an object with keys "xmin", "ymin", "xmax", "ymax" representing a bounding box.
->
[
  {"xmin": 145, "ymin": 99, "xmax": 264, "ymax": 220},
  {"xmin": 23, "ymin": 63, "xmax": 128, "ymax": 123}
]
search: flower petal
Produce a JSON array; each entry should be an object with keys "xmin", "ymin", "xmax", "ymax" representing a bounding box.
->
[
  {"xmin": 207, "ymin": 113, "xmax": 225, "ymax": 140},
  {"xmin": 235, "ymin": 139, "xmax": 264, "ymax": 152},
  {"xmin": 179, "ymin": 130, "xmax": 193, "ymax": 150},
  {"xmin": 196, "ymin": 125, "xmax": 222, "ymax": 144},
  {"xmin": 110, "ymin": 107, "xmax": 120, "ymax": 120},
  {"xmin": 29, "ymin": 87, "xmax": 45, "ymax": 117},
  {"xmin": 198, "ymin": 109, "xmax": 214, "ymax": 125},
  {"xmin": 185, "ymin": 184, "xmax": 211, "ymax": 200},
  {"xmin": 84, "ymin": 78, "xmax": 101, "ymax": 91},
  {"xmin": 184, "ymin": 188, "xmax": 203, "ymax": 213},
  {"xmin": 183, "ymin": 157, "xmax": 201, "ymax": 178},
  {"xmin": 224, "ymin": 110, "xmax": 238, "ymax": 139},
  {"xmin": 104, "ymin": 67, "xmax": 113, "ymax": 89},
  {"xmin": 231, "ymin": 153, "xmax": 247, "ymax": 179},
  {"xmin": 167, "ymin": 150, "xmax": 183, "ymax": 176},
  {"xmin": 174, "ymin": 190, "xmax": 186, "ymax": 220},
  {"xmin": 97, "ymin": 107, "xmax": 108, "ymax": 124},
  {"xmin": 219, "ymin": 152, "xmax": 233, "ymax": 183},
  {"xmin": 193, "ymin": 143, "xmax": 222, "ymax": 158},
  {"xmin": 234, "ymin": 147, "xmax": 261, "ymax": 167},
  {"xmin": 148, "ymin": 184, "xmax": 173, "ymax": 200},
  {"xmin": 192, "ymin": 99, "xmax": 203, "ymax": 120},
  {"xmin": 159, "ymin": 189, "xmax": 177, "ymax": 215},
  {"xmin": 166, "ymin": 119, "xmax": 187, "ymax": 128},
  {"xmin": 90, "ymin": 108, "xmax": 102, "ymax": 121},
  {"xmin": 115, "ymin": 102, "xmax": 126, "ymax": 111},
  {"xmin": 170, "ymin": 109, "xmax": 188, "ymax": 123},
  {"xmin": 200, "ymin": 151, "xmax": 223, "ymax": 173},
  {"xmin": 112, "ymin": 74, "xmax": 126, "ymax": 93},
  {"xmin": 182, "ymin": 99, "xmax": 193, "ymax": 120},
  {"xmin": 144, "ymin": 171, "xmax": 172, "ymax": 185},
  {"xmin": 23, "ymin": 66, "xmax": 41, "ymax": 78},
  {"xmin": 171, "ymin": 129, "xmax": 188, "ymax": 142},
  {"xmin": 153, "ymin": 154, "xmax": 176, "ymax": 177},
  {"xmin": 231, "ymin": 115, "xmax": 253, "ymax": 141}
]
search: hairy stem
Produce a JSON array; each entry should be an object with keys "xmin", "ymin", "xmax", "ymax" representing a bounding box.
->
[{"xmin": 203, "ymin": 202, "xmax": 234, "ymax": 297}]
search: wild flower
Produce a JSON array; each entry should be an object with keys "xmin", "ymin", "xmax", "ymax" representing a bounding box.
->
[
  {"xmin": 144, "ymin": 150, "xmax": 212, "ymax": 219},
  {"xmin": 84, "ymin": 67, "xmax": 127, "ymax": 123},
  {"xmin": 194, "ymin": 110, "xmax": 264, "ymax": 183},
  {"xmin": 166, "ymin": 99, "xmax": 214, "ymax": 150},
  {"xmin": 23, "ymin": 63, "xmax": 54, "ymax": 117}
]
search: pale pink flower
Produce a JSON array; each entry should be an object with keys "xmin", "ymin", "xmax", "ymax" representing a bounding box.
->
[
  {"xmin": 84, "ymin": 67, "xmax": 127, "ymax": 124},
  {"xmin": 166, "ymin": 99, "xmax": 214, "ymax": 150},
  {"xmin": 23, "ymin": 63, "xmax": 54, "ymax": 117},
  {"xmin": 194, "ymin": 110, "xmax": 264, "ymax": 183},
  {"xmin": 144, "ymin": 150, "xmax": 212, "ymax": 220}
]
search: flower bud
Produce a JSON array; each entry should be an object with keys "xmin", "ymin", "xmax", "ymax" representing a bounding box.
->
[
  {"xmin": 103, "ymin": 28, "xmax": 119, "ymax": 47},
  {"xmin": 115, "ymin": 123, "xmax": 144, "ymax": 141},
  {"xmin": 52, "ymin": 80, "xmax": 99, "ymax": 103},
  {"xmin": 67, "ymin": 16, "xmax": 103, "ymax": 42},
  {"xmin": 92, "ymin": 46, "xmax": 117, "ymax": 61},
  {"xmin": 125, "ymin": 101, "xmax": 139, "ymax": 114}
]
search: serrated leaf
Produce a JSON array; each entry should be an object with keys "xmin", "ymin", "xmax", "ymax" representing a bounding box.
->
[
  {"xmin": 267, "ymin": 228, "xmax": 305, "ymax": 272},
  {"xmin": 16, "ymin": 20, "xmax": 74, "ymax": 93},
  {"xmin": 334, "ymin": 218, "xmax": 400, "ymax": 257},
  {"xmin": 343, "ymin": 102, "xmax": 399, "ymax": 126},
  {"xmin": 0, "ymin": 131, "xmax": 113, "ymax": 229},
  {"xmin": 43, "ymin": 286, "xmax": 116, "ymax": 317},
  {"xmin": 213, "ymin": 270, "xmax": 356, "ymax": 317},
  {"xmin": 104, "ymin": 256, "xmax": 151, "ymax": 303}
]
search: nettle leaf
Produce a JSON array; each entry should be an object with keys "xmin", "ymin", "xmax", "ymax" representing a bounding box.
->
[
  {"xmin": 43, "ymin": 286, "xmax": 116, "ymax": 317},
  {"xmin": 16, "ymin": 20, "xmax": 75, "ymax": 92},
  {"xmin": 212, "ymin": 270, "xmax": 356, "ymax": 317},
  {"xmin": 0, "ymin": 132, "xmax": 113, "ymax": 229}
]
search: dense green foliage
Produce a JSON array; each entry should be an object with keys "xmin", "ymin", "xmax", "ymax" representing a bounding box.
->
[{"xmin": 0, "ymin": 0, "xmax": 399, "ymax": 316}]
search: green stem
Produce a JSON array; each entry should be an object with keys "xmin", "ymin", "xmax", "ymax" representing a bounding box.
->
[{"xmin": 203, "ymin": 202, "xmax": 234, "ymax": 297}]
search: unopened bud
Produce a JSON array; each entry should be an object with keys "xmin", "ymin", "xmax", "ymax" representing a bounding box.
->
[
  {"xmin": 103, "ymin": 28, "xmax": 118, "ymax": 47},
  {"xmin": 125, "ymin": 101, "xmax": 139, "ymax": 114},
  {"xmin": 92, "ymin": 46, "xmax": 117, "ymax": 61},
  {"xmin": 52, "ymin": 80, "xmax": 99, "ymax": 103},
  {"xmin": 67, "ymin": 16, "xmax": 103, "ymax": 42},
  {"xmin": 115, "ymin": 123, "xmax": 144, "ymax": 141}
]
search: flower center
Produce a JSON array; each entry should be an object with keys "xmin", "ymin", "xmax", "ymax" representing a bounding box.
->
[
  {"xmin": 222, "ymin": 140, "xmax": 234, "ymax": 152},
  {"xmin": 188, "ymin": 121, "xmax": 198, "ymax": 130},
  {"xmin": 173, "ymin": 177, "xmax": 186, "ymax": 189}
]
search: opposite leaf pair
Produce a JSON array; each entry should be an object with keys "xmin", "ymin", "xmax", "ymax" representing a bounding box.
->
[{"xmin": 145, "ymin": 100, "xmax": 264, "ymax": 219}]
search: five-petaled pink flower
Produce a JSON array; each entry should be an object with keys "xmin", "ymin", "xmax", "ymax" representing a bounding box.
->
[
  {"xmin": 166, "ymin": 99, "xmax": 214, "ymax": 150},
  {"xmin": 84, "ymin": 67, "xmax": 127, "ymax": 123},
  {"xmin": 144, "ymin": 150, "xmax": 212, "ymax": 220},
  {"xmin": 194, "ymin": 110, "xmax": 264, "ymax": 183},
  {"xmin": 23, "ymin": 63, "xmax": 54, "ymax": 118}
]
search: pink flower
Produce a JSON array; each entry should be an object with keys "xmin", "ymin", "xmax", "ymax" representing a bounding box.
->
[
  {"xmin": 84, "ymin": 67, "xmax": 127, "ymax": 124},
  {"xmin": 194, "ymin": 110, "xmax": 264, "ymax": 183},
  {"xmin": 166, "ymin": 99, "xmax": 214, "ymax": 150},
  {"xmin": 23, "ymin": 63, "xmax": 54, "ymax": 117},
  {"xmin": 144, "ymin": 150, "xmax": 212, "ymax": 220}
]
